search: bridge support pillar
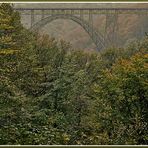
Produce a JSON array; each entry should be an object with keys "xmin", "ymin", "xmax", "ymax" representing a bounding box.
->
[
  {"xmin": 138, "ymin": 13, "xmax": 148, "ymax": 38},
  {"xmin": 71, "ymin": 10, "xmax": 74, "ymax": 15},
  {"xmin": 144, "ymin": 14, "xmax": 148, "ymax": 35},
  {"xmin": 89, "ymin": 10, "xmax": 93, "ymax": 37},
  {"xmin": 80, "ymin": 10, "xmax": 83, "ymax": 20},
  {"xmin": 31, "ymin": 10, "xmax": 35, "ymax": 27},
  {"xmin": 41, "ymin": 10, "xmax": 45, "ymax": 20},
  {"xmin": 105, "ymin": 12, "xmax": 118, "ymax": 48}
]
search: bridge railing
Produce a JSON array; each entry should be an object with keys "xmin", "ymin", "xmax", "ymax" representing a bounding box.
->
[{"xmin": 14, "ymin": 8, "xmax": 148, "ymax": 15}]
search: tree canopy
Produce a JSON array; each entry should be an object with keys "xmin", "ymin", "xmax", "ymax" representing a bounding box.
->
[{"xmin": 0, "ymin": 3, "xmax": 148, "ymax": 145}]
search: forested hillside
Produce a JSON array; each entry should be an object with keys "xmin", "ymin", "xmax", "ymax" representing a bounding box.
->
[{"xmin": 0, "ymin": 3, "xmax": 148, "ymax": 145}]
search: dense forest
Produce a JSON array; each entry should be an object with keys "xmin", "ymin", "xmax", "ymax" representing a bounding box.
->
[{"xmin": 0, "ymin": 3, "xmax": 148, "ymax": 145}]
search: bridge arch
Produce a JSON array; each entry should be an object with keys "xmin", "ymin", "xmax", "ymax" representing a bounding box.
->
[{"xmin": 30, "ymin": 14, "xmax": 105, "ymax": 51}]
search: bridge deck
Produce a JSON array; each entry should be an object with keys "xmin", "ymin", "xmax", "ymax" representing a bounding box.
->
[{"xmin": 15, "ymin": 8, "xmax": 148, "ymax": 15}]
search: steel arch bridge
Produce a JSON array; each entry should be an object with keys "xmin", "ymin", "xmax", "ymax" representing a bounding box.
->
[
  {"xmin": 15, "ymin": 8, "xmax": 148, "ymax": 51},
  {"xmin": 30, "ymin": 14, "xmax": 105, "ymax": 50}
]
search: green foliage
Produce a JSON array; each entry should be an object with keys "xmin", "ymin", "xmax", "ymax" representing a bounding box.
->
[
  {"xmin": 92, "ymin": 52, "xmax": 148, "ymax": 144},
  {"xmin": 0, "ymin": 4, "xmax": 148, "ymax": 145}
]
